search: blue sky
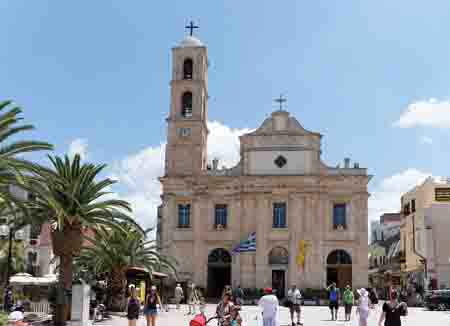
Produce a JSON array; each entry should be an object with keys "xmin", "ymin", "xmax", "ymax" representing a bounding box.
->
[{"xmin": 1, "ymin": 1, "xmax": 450, "ymax": 226}]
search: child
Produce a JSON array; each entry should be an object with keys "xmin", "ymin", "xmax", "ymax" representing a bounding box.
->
[{"xmin": 229, "ymin": 305, "xmax": 243, "ymax": 326}]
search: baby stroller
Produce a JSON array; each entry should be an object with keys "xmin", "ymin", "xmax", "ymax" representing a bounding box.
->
[{"xmin": 189, "ymin": 313, "xmax": 218, "ymax": 326}]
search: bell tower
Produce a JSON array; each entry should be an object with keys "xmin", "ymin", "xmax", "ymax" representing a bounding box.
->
[{"xmin": 165, "ymin": 22, "xmax": 208, "ymax": 176}]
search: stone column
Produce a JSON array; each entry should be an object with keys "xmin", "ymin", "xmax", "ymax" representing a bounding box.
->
[
  {"xmin": 255, "ymin": 196, "xmax": 269, "ymax": 288},
  {"xmin": 288, "ymin": 194, "xmax": 302, "ymax": 287},
  {"xmin": 355, "ymin": 195, "xmax": 369, "ymax": 287},
  {"xmin": 231, "ymin": 197, "xmax": 242, "ymax": 287},
  {"xmin": 304, "ymin": 195, "xmax": 319, "ymax": 287},
  {"xmin": 163, "ymin": 195, "xmax": 176, "ymax": 257},
  {"xmin": 240, "ymin": 197, "xmax": 256, "ymax": 288},
  {"xmin": 192, "ymin": 197, "xmax": 207, "ymax": 287},
  {"xmin": 316, "ymin": 195, "xmax": 329, "ymax": 289}
]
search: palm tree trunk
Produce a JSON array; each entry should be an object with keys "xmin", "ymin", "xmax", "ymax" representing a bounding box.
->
[
  {"xmin": 109, "ymin": 268, "xmax": 126, "ymax": 311},
  {"xmin": 54, "ymin": 254, "xmax": 73, "ymax": 326}
]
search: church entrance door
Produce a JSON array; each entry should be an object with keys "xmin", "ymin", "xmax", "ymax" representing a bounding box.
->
[
  {"xmin": 272, "ymin": 270, "xmax": 286, "ymax": 298},
  {"xmin": 207, "ymin": 248, "xmax": 231, "ymax": 298},
  {"xmin": 326, "ymin": 250, "xmax": 352, "ymax": 289}
]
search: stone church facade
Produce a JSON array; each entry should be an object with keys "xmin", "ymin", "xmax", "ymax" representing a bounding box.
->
[{"xmin": 159, "ymin": 33, "xmax": 371, "ymax": 297}]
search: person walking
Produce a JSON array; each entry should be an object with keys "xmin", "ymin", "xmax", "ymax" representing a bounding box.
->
[
  {"xmin": 3, "ymin": 286, "xmax": 13, "ymax": 313},
  {"xmin": 378, "ymin": 291, "xmax": 408, "ymax": 326},
  {"xmin": 126, "ymin": 285, "xmax": 140, "ymax": 326},
  {"xmin": 258, "ymin": 288, "xmax": 279, "ymax": 326},
  {"xmin": 144, "ymin": 286, "xmax": 162, "ymax": 326},
  {"xmin": 287, "ymin": 284, "xmax": 303, "ymax": 326},
  {"xmin": 356, "ymin": 288, "xmax": 370, "ymax": 326},
  {"xmin": 326, "ymin": 283, "xmax": 340, "ymax": 321},
  {"xmin": 232, "ymin": 285, "xmax": 244, "ymax": 306},
  {"xmin": 216, "ymin": 292, "xmax": 234, "ymax": 326},
  {"xmin": 343, "ymin": 285, "xmax": 354, "ymax": 321},
  {"xmin": 187, "ymin": 283, "xmax": 200, "ymax": 315},
  {"xmin": 174, "ymin": 284, "xmax": 184, "ymax": 310}
]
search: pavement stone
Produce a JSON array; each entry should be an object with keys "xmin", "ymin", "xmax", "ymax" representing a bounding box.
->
[{"xmin": 96, "ymin": 304, "xmax": 449, "ymax": 326}]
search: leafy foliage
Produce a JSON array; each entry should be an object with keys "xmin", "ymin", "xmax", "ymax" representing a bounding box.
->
[
  {"xmin": 75, "ymin": 222, "xmax": 177, "ymax": 310},
  {"xmin": 25, "ymin": 154, "xmax": 134, "ymax": 230},
  {"xmin": 0, "ymin": 100, "xmax": 52, "ymax": 213}
]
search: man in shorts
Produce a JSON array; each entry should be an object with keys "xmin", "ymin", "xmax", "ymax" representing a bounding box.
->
[
  {"xmin": 287, "ymin": 284, "xmax": 303, "ymax": 326},
  {"xmin": 326, "ymin": 282, "xmax": 340, "ymax": 321}
]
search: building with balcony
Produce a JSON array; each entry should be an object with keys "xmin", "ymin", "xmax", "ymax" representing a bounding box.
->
[{"xmin": 400, "ymin": 177, "xmax": 450, "ymax": 290}]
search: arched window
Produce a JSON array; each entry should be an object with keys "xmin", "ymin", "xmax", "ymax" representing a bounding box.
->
[
  {"xmin": 268, "ymin": 247, "xmax": 289, "ymax": 265},
  {"xmin": 183, "ymin": 58, "xmax": 193, "ymax": 80},
  {"xmin": 181, "ymin": 92, "xmax": 193, "ymax": 118},
  {"xmin": 208, "ymin": 248, "xmax": 231, "ymax": 265},
  {"xmin": 326, "ymin": 250, "xmax": 352, "ymax": 265}
]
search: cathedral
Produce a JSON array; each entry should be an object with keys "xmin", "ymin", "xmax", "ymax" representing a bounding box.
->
[{"xmin": 159, "ymin": 28, "xmax": 371, "ymax": 297}]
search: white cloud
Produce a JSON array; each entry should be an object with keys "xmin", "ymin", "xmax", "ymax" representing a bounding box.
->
[
  {"xmin": 108, "ymin": 121, "xmax": 251, "ymax": 228},
  {"xmin": 207, "ymin": 121, "xmax": 252, "ymax": 168},
  {"xmin": 394, "ymin": 98, "xmax": 450, "ymax": 128},
  {"xmin": 368, "ymin": 169, "xmax": 430, "ymax": 222},
  {"xmin": 420, "ymin": 136, "xmax": 433, "ymax": 145},
  {"xmin": 68, "ymin": 138, "xmax": 89, "ymax": 160}
]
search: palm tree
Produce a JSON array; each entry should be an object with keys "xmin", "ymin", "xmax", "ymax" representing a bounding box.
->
[
  {"xmin": 0, "ymin": 100, "xmax": 53, "ymax": 210},
  {"xmin": 0, "ymin": 239, "xmax": 26, "ymax": 280},
  {"xmin": 76, "ymin": 222, "xmax": 177, "ymax": 311},
  {"xmin": 25, "ymin": 154, "xmax": 136, "ymax": 324}
]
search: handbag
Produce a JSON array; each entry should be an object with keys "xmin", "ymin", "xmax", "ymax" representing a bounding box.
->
[{"xmin": 284, "ymin": 298, "xmax": 293, "ymax": 308}]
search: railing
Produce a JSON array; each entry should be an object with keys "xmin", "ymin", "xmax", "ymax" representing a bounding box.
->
[{"xmin": 28, "ymin": 301, "xmax": 51, "ymax": 317}]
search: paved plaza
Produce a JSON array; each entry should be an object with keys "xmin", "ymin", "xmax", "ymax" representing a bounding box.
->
[{"xmin": 100, "ymin": 304, "xmax": 449, "ymax": 326}]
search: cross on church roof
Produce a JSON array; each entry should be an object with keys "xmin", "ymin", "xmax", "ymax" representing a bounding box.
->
[
  {"xmin": 185, "ymin": 21, "xmax": 199, "ymax": 36},
  {"xmin": 274, "ymin": 94, "xmax": 287, "ymax": 111}
]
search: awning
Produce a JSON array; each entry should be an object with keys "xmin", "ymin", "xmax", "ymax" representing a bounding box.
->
[
  {"xmin": 152, "ymin": 271, "xmax": 168, "ymax": 279},
  {"xmin": 126, "ymin": 267, "xmax": 168, "ymax": 280},
  {"xmin": 10, "ymin": 273, "xmax": 57, "ymax": 286}
]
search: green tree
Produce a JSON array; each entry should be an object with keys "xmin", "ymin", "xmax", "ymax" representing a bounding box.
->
[
  {"xmin": 76, "ymin": 223, "xmax": 177, "ymax": 311},
  {"xmin": 25, "ymin": 154, "xmax": 135, "ymax": 325},
  {"xmin": 0, "ymin": 100, "xmax": 52, "ymax": 210},
  {"xmin": 0, "ymin": 238, "xmax": 26, "ymax": 280}
]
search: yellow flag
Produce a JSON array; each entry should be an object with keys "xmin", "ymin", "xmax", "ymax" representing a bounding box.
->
[{"xmin": 296, "ymin": 240, "xmax": 310, "ymax": 268}]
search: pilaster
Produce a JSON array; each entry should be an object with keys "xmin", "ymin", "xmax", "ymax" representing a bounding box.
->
[{"xmin": 256, "ymin": 196, "xmax": 269, "ymax": 288}]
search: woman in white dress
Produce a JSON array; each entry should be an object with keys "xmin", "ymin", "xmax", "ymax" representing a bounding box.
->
[{"xmin": 356, "ymin": 288, "xmax": 370, "ymax": 326}]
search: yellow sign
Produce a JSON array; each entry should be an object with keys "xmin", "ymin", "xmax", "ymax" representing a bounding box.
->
[
  {"xmin": 296, "ymin": 240, "xmax": 311, "ymax": 269},
  {"xmin": 435, "ymin": 188, "xmax": 450, "ymax": 202},
  {"xmin": 140, "ymin": 281, "xmax": 146, "ymax": 302}
]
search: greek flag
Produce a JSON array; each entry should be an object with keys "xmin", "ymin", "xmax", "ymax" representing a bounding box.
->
[{"xmin": 232, "ymin": 232, "xmax": 256, "ymax": 254}]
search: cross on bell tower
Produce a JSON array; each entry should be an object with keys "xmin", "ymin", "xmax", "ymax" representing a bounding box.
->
[
  {"xmin": 274, "ymin": 94, "xmax": 287, "ymax": 111},
  {"xmin": 185, "ymin": 21, "xmax": 199, "ymax": 36}
]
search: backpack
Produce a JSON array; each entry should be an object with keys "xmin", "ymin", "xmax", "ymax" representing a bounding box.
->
[{"xmin": 329, "ymin": 289, "xmax": 338, "ymax": 301}]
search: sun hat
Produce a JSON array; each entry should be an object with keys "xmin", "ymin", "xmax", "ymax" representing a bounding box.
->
[
  {"xmin": 357, "ymin": 288, "xmax": 368, "ymax": 297},
  {"xmin": 264, "ymin": 287, "xmax": 273, "ymax": 294},
  {"xmin": 128, "ymin": 284, "xmax": 136, "ymax": 289}
]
